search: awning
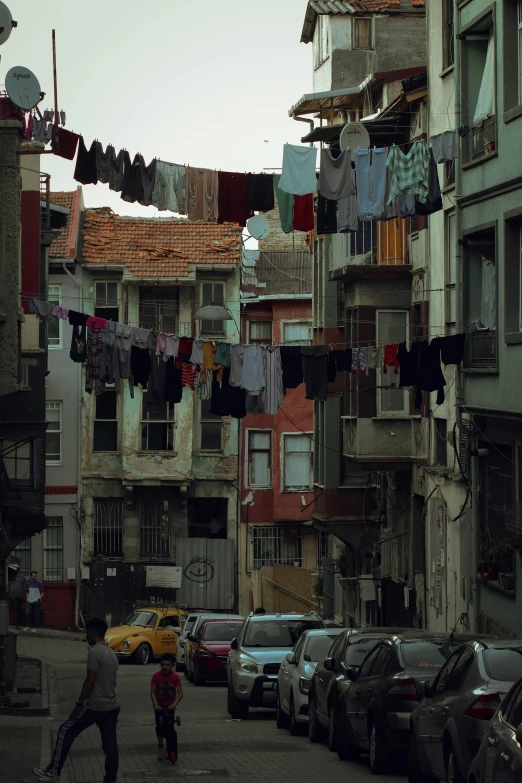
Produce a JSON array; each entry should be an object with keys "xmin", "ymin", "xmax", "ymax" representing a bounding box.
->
[{"xmin": 289, "ymin": 76, "xmax": 373, "ymax": 117}]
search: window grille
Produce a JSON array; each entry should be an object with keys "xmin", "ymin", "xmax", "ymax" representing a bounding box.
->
[
  {"xmin": 93, "ymin": 498, "xmax": 124, "ymax": 557},
  {"xmin": 252, "ymin": 526, "xmax": 302, "ymax": 569},
  {"xmin": 44, "ymin": 516, "xmax": 63, "ymax": 581},
  {"xmin": 140, "ymin": 499, "xmax": 170, "ymax": 558}
]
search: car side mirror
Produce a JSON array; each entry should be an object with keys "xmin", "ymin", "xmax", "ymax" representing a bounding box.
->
[
  {"xmin": 171, "ymin": 627, "xmax": 182, "ymax": 635},
  {"xmin": 516, "ymin": 723, "xmax": 522, "ymax": 746},
  {"xmin": 286, "ymin": 652, "xmax": 297, "ymax": 665},
  {"xmin": 324, "ymin": 657, "xmax": 335, "ymax": 671},
  {"xmin": 230, "ymin": 638, "xmax": 238, "ymax": 651},
  {"xmin": 303, "ymin": 654, "xmax": 311, "ymax": 662}
]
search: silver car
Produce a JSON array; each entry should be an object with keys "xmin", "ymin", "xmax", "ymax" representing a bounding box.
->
[
  {"xmin": 409, "ymin": 640, "xmax": 522, "ymax": 783},
  {"xmin": 227, "ymin": 612, "xmax": 324, "ymax": 719},
  {"xmin": 175, "ymin": 612, "xmax": 200, "ymax": 672},
  {"xmin": 468, "ymin": 675, "xmax": 522, "ymax": 783}
]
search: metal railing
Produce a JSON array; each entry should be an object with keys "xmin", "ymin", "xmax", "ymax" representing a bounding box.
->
[
  {"xmin": 139, "ymin": 499, "xmax": 170, "ymax": 558},
  {"xmin": 93, "ymin": 498, "xmax": 124, "ymax": 558},
  {"xmin": 467, "ymin": 329, "xmax": 497, "ymax": 369},
  {"xmin": 251, "ymin": 526, "xmax": 302, "ymax": 569}
]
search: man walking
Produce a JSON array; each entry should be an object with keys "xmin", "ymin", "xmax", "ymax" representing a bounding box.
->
[
  {"xmin": 33, "ymin": 617, "xmax": 120, "ymax": 783},
  {"xmin": 8, "ymin": 566, "xmax": 25, "ymax": 627},
  {"xmin": 25, "ymin": 571, "xmax": 44, "ymax": 631}
]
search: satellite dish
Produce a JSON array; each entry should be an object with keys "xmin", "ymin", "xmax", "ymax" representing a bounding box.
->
[
  {"xmin": 246, "ymin": 214, "xmax": 270, "ymax": 241},
  {"xmin": 0, "ymin": 2, "xmax": 14, "ymax": 46},
  {"xmin": 6, "ymin": 66, "xmax": 41, "ymax": 110},
  {"xmin": 242, "ymin": 249, "xmax": 260, "ymax": 268},
  {"xmin": 339, "ymin": 121, "xmax": 371, "ymax": 152}
]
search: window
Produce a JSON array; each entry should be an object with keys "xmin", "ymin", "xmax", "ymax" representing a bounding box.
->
[
  {"xmin": 200, "ymin": 399, "xmax": 222, "ymax": 452},
  {"xmin": 314, "ymin": 13, "xmax": 329, "ymax": 68},
  {"xmin": 14, "ymin": 538, "xmax": 31, "ymax": 578},
  {"xmin": 93, "ymin": 391, "xmax": 118, "ymax": 452},
  {"xmin": 252, "ymin": 526, "xmax": 302, "ymax": 568},
  {"xmin": 442, "ymin": 0, "xmax": 454, "ymax": 70},
  {"xmin": 376, "ymin": 310, "xmax": 409, "ymax": 415},
  {"xmin": 317, "ymin": 530, "xmax": 329, "ymax": 568},
  {"xmin": 248, "ymin": 321, "xmax": 272, "ymax": 344},
  {"xmin": 141, "ymin": 392, "xmax": 175, "ymax": 451},
  {"xmin": 435, "ymin": 651, "xmax": 461, "ymax": 693},
  {"xmin": 247, "ymin": 430, "xmax": 271, "ymax": 488},
  {"xmin": 358, "ymin": 646, "xmax": 383, "ymax": 679},
  {"xmin": 93, "ymin": 498, "xmax": 124, "ymax": 557},
  {"xmin": 94, "ymin": 281, "xmax": 119, "ymax": 322},
  {"xmin": 481, "ymin": 441, "xmax": 514, "ymax": 548},
  {"xmin": 314, "ymin": 400, "xmax": 325, "ymax": 485},
  {"xmin": 283, "ymin": 433, "xmax": 312, "ymax": 491},
  {"xmin": 43, "ymin": 516, "xmax": 63, "ymax": 582},
  {"xmin": 445, "ymin": 212, "xmax": 456, "ymax": 332},
  {"xmin": 1, "ymin": 438, "xmax": 33, "ymax": 485},
  {"xmin": 282, "ymin": 321, "xmax": 312, "ymax": 345},
  {"xmin": 139, "ymin": 286, "xmax": 179, "ymax": 334},
  {"xmin": 45, "ymin": 402, "xmax": 62, "ymax": 464},
  {"xmin": 434, "ymin": 418, "xmax": 448, "ymax": 467},
  {"xmin": 353, "ymin": 17, "xmax": 372, "ymax": 50},
  {"xmin": 200, "ymin": 281, "xmax": 225, "ymax": 335},
  {"xmin": 503, "ymin": 1, "xmax": 522, "ymax": 114},
  {"xmin": 464, "ymin": 227, "xmax": 497, "ymax": 368},
  {"xmin": 187, "ymin": 497, "xmax": 228, "ymax": 538},
  {"xmin": 444, "ymin": 160, "xmax": 455, "ymax": 189},
  {"xmin": 47, "ymin": 285, "xmax": 61, "ymax": 349},
  {"xmin": 504, "ymin": 215, "xmax": 522, "ymax": 340},
  {"xmin": 462, "ymin": 16, "xmax": 495, "ymax": 161},
  {"xmin": 446, "ymin": 647, "xmax": 474, "ymax": 691},
  {"xmin": 371, "ymin": 648, "xmax": 391, "ymax": 677},
  {"xmin": 139, "ymin": 498, "xmax": 171, "ymax": 558}
]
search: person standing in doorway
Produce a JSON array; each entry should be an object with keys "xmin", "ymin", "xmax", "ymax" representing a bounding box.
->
[
  {"xmin": 25, "ymin": 571, "xmax": 44, "ymax": 631},
  {"xmin": 32, "ymin": 617, "xmax": 120, "ymax": 783},
  {"xmin": 151, "ymin": 652, "xmax": 183, "ymax": 764},
  {"xmin": 9, "ymin": 566, "xmax": 26, "ymax": 627}
]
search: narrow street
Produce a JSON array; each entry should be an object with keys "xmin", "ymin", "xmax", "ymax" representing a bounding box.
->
[{"xmin": 14, "ymin": 636, "xmax": 406, "ymax": 783}]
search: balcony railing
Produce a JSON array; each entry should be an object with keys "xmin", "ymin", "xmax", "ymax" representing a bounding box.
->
[
  {"xmin": 469, "ymin": 116, "xmax": 496, "ymax": 162},
  {"xmin": 467, "ymin": 329, "xmax": 497, "ymax": 369}
]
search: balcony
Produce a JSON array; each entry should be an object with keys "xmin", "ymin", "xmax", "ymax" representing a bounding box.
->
[
  {"xmin": 341, "ymin": 417, "xmax": 425, "ymax": 471},
  {"xmin": 466, "ymin": 329, "xmax": 497, "ymax": 370},
  {"xmin": 329, "ymin": 218, "xmax": 412, "ymax": 284}
]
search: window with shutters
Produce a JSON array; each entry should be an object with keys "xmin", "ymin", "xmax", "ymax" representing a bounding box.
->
[
  {"xmin": 247, "ymin": 430, "xmax": 271, "ymax": 488},
  {"xmin": 282, "ymin": 434, "xmax": 312, "ymax": 491},
  {"xmin": 200, "ymin": 281, "xmax": 226, "ymax": 336}
]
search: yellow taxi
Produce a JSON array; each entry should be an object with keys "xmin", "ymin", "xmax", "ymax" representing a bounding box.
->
[{"xmin": 105, "ymin": 605, "xmax": 189, "ymax": 665}]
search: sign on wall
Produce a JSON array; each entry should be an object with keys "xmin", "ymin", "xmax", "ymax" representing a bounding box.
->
[{"xmin": 145, "ymin": 565, "xmax": 182, "ymax": 589}]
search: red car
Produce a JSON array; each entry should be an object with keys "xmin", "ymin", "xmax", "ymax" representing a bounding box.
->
[{"xmin": 191, "ymin": 618, "xmax": 244, "ymax": 686}]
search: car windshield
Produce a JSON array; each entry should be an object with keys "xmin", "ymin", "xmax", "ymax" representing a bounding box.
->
[
  {"xmin": 483, "ymin": 649, "xmax": 522, "ymax": 681},
  {"xmin": 243, "ymin": 619, "xmax": 323, "ymax": 648},
  {"xmin": 344, "ymin": 636, "xmax": 386, "ymax": 668},
  {"xmin": 183, "ymin": 618, "xmax": 197, "ymax": 636},
  {"xmin": 124, "ymin": 611, "xmax": 157, "ymax": 628},
  {"xmin": 401, "ymin": 640, "xmax": 459, "ymax": 669},
  {"xmin": 304, "ymin": 634, "xmax": 339, "ymax": 662},
  {"xmin": 203, "ymin": 623, "xmax": 243, "ymax": 642}
]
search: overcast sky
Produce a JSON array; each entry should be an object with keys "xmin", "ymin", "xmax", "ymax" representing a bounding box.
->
[{"xmin": 2, "ymin": 0, "xmax": 312, "ymax": 216}]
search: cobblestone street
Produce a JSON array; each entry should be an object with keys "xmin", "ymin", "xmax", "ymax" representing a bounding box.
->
[{"xmin": 14, "ymin": 636, "xmax": 407, "ymax": 783}]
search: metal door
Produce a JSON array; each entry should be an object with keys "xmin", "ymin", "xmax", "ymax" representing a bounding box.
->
[{"xmin": 176, "ymin": 538, "xmax": 235, "ymax": 611}]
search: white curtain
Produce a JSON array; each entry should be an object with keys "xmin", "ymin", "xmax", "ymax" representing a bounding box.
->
[{"xmin": 473, "ymin": 34, "xmax": 495, "ymax": 124}]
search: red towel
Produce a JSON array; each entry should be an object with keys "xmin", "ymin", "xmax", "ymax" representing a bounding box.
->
[
  {"xmin": 55, "ymin": 127, "xmax": 80, "ymax": 160},
  {"xmin": 383, "ymin": 343, "xmax": 399, "ymax": 373},
  {"xmin": 293, "ymin": 193, "xmax": 314, "ymax": 232}
]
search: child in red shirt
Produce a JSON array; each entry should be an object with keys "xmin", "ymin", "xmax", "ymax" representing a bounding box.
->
[{"xmin": 150, "ymin": 653, "xmax": 183, "ymax": 764}]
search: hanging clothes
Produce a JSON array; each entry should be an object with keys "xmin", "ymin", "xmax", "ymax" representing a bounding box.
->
[
  {"xmin": 163, "ymin": 335, "xmax": 180, "ymax": 362},
  {"xmin": 178, "ymin": 337, "xmax": 193, "ymax": 364},
  {"xmin": 189, "ymin": 338, "xmax": 204, "ymax": 366},
  {"xmin": 218, "ymin": 171, "xmax": 251, "ymax": 227},
  {"xmin": 383, "ymin": 344, "xmax": 400, "ymax": 373},
  {"xmin": 149, "ymin": 353, "xmax": 166, "ymax": 407},
  {"xmin": 194, "ymin": 368, "xmax": 213, "ymax": 399},
  {"xmin": 139, "ymin": 158, "xmax": 156, "ymax": 207},
  {"xmin": 211, "ymin": 367, "xmax": 246, "ymax": 418},
  {"xmin": 86, "ymin": 315, "xmax": 108, "ymax": 330},
  {"xmin": 396, "ymin": 195, "xmax": 417, "ymax": 217},
  {"xmin": 186, "ymin": 167, "xmax": 219, "ymax": 222},
  {"xmin": 332, "ymin": 349, "xmax": 351, "ymax": 372},
  {"xmin": 439, "ymin": 333, "xmax": 466, "ymax": 366},
  {"xmin": 85, "ymin": 328, "xmax": 106, "ymax": 396},
  {"xmin": 397, "ymin": 341, "xmax": 421, "ymax": 387},
  {"xmin": 415, "ymin": 150, "xmax": 443, "ymax": 216},
  {"xmin": 229, "ymin": 344, "xmax": 245, "ymax": 387},
  {"xmin": 70, "ymin": 325, "xmax": 87, "ymax": 363},
  {"xmin": 30, "ymin": 299, "xmax": 55, "ymax": 319},
  {"xmin": 54, "ymin": 128, "xmax": 79, "ymax": 160},
  {"xmin": 121, "ymin": 153, "xmax": 145, "ymax": 204},
  {"xmin": 386, "ymin": 139, "xmax": 430, "ymax": 204},
  {"xmin": 246, "ymin": 394, "xmax": 265, "ymax": 414},
  {"xmin": 262, "ymin": 346, "xmax": 284, "ymax": 415},
  {"xmin": 32, "ymin": 117, "xmax": 46, "ymax": 143},
  {"xmin": 68, "ymin": 310, "xmax": 88, "ymax": 327},
  {"xmin": 152, "ymin": 161, "xmax": 186, "ymax": 213},
  {"xmin": 131, "ymin": 327, "xmax": 150, "ymax": 349},
  {"xmin": 241, "ymin": 345, "xmax": 265, "ymax": 394},
  {"xmin": 279, "ymin": 144, "xmax": 317, "ymax": 196},
  {"xmin": 280, "ymin": 346, "xmax": 303, "ymax": 389},
  {"xmin": 74, "ymin": 137, "xmax": 98, "ymax": 185},
  {"xmin": 351, "ymin": 347, "xmax": 368, "ymax": 374},
  {"xmin": 420, "ymin": 339, "xmax": 447, "ymax": 404},
  {"xmin": 130, "ymin": 347, "xmax": 151, "ymax": 389},
  {"xmin": 215, "ymin": 342, "xmax": 231, "ymax": 367},
  {"xmin": 164, "ymin": 358, "xmax": 183, "ymax": 405},
  {"xmin": 318, "ymin": 149, "xmax": 354, "ymax": 200},
  {"xmin": 51, "ymin": 305, "xmax": 69, "ymax": 320},
  {"xmin": 274, "ymin": 173, "xmax": 294, "ymax": 234},
  {"xmin": 293, "ymin": 193, "xmax": 314, "ymax": 232},
  {"xmin": 181, "ymin": 362, "xmax": 197, "ymax": 389},
  {"xmin": 108, "ymin": 147, "xmax": 125, "ymax": 192},
  {"xmin": 367, "ymin": 345, "xmax": 383, "ymax": 371},
  {"xmin": 247, "ymin": 173, "xmax": 274, "ymax": 212},
  {"xmin": 316, "ymin": 195, "xmax": 337, "ymax": 234},
  {"xmin": 338, "ymin": 170, "xmax": 359, "ymax": 233},
  {"xmin": 354, "ymin": 148, "xmax": 388, "ymax": 220},
  {"xmin": 430, "ymin": 130, "xmax": 458, "ymax": 163},
  {"xmin": 95, "ymin": 142, "xmax": 111, "ymax": 183},
  {"xmin": 202, "ymin": 341, "xmax": 223, "ymax": 383},
  {"xmin": 301, "ymin": 345, "xmax": 328, "ymax": 401}
]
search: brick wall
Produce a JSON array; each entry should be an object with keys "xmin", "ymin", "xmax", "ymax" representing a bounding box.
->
[{"xmin": 259, "ymin": 191, "xmax": 308, "ymax": 253}]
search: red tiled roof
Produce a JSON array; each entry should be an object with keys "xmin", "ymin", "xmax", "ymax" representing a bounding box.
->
[
  {"xmin": 81, "ymin": 211, "xmax": 243, "ymax": 278},
  {"xmin": 49, "ymin": 188, "xmax": 81, "ymax": 259},
  {"xmin": 351, "ymin": 0, "xmax": 424, "ymax": 9}
]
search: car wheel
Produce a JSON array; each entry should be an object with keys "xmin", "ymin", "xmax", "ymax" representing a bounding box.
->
[
  {"xmin": 193, "ymin": 666, "xmax": 204, "ymax": 687},
  {"xmin": 308, "ymin": 697, "xmax": 326, "ymax": 743},
  {"xmin": 289, "ymin": 695, "xmax": 300, "ymax": 736},
  {"xmin": 327, "ymin": 704, "xmax": 337, "ymax": 752},
  {"xmin": 369, "ymin": 720, "xmax": 389, "ymax": 775},
  {"xmin": 446, "ymin": 746, "xmax": 464, "ymax": 783},
  {"xmin": 276, "ymin": 693, "xmax": 289, "ymax": 729},
  {"xmin": 408, "ymin": 731, "xmax": 432, "ymax": 783},
  {"xmin": 132, "ymin": 643, "xmax": 151, "ymax": 665},
  {"xmin": 227, "ymin": 684, "xmax": 249, "ymax": 720}
]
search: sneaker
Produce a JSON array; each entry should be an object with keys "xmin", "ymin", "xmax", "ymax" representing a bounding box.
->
[
  {"xmin": 31, "ymin": 628, "xmax": 38, "ymax": 632},
  {"xmin": 157, "ymin": 748, "xmax": 166, "ymax": 760},
  {"xmin": 169, "ymin": 751, "xmax": 177, "ymax": 764},
  {"xmin": 32, "ymin": 768, "xmax": 59, "ymax": 782}
]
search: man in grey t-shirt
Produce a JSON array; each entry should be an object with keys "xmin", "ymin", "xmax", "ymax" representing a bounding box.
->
[{"xmin": 33, "ymin": 618, "xmax": 120, "ymax": 783}]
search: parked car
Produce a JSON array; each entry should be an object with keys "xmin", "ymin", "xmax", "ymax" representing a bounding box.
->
[
  {"xmin": 105, "ymin": 606, "xmax": 188, "ymax": 665},
  {"xmin": 468, "ymin": 675, "xmax": 522, "ymax": 783},
  {"xmin": 184, "ymin": 613, "xmax": 243, "ymax": 682},
  {"xmin": 190, "ymin": 618, "xmax": 245, "ymax": 686},
  {"xmin": 309, "ymin": 627, "xmax": 410, "ymax": 750},
  {"xmin": 409, "ymin": 640, "xmax": 522, "ymax": 783},
  {"xmin": 227, "ymin": 612, "xmax": 325, "ymax": 719},
  {"xmin": 276, "ymin": 628, "xmax": 345, "ymax": 734},
  {"xmin": 175, "ymin": 612, "xmax": 202, "ymax": 672},
  {"xmin": 336, "ymin": 632, "xmax": 490, "ymax": 774}
]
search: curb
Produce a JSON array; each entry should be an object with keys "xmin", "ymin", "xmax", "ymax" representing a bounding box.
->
[
  {"xmin": 12, "ymin": 628, "xmax": 86, "ymax": 643},
  {"xmin": 41, "ymin": 663, "xmax": 75, "ymax": 783}
]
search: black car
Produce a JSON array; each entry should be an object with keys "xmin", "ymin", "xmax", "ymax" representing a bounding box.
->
[
  {"xmin": 336, "ymin": 632, "xmax": 489, "ymax": 774},
  {"xmin": 309, "ymin": 627, "xmax": 410, "ymax": 751}
]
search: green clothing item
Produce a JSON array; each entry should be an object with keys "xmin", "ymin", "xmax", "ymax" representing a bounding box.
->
[
  {"xmin": 215, "ymin": 342, "xmax": 231, "ymax": 367},
  {"xmin": 274, "ymin": 174, "xmax": 294, "ymax": 234}
]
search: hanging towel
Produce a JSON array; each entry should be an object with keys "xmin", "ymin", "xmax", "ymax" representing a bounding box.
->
[
  {"xmin": 338, "ymin": 170, "xmax": 359, "ymax": 233},
  {"xmin": 274, "ymin": 174, "xmax": 294, "ymax": 234},
  {"xmin": 293, "ymin": 193, "xmax": 314, "ymax": 232},
  {"xmin": 54, "ymin": 128, "xmax": 79, "ymax": 160},
  {"xmin": 386, "ymin": 139, "xmax": 430, "ymax": 204},
  {"xmin": 355, "ymin": 148, "xmax": 388, "ymax": 220},
  {"xmin": 108, "ymin": 147, "xmax": 125, "ymax": 192},
  {"xmin": 217, "ymin": 171, "xmax": 251, "ymax": 227},
  {"xmin": 121, "ymin": 153, "xmax": 145, "ymax": 204},
  {"xmin": 74, "ymin": 137, "xmax": 98, "ymax": 185},
  {"xmin": 430, "ymin": 130, "xmax": 458, "ymax": 163},
  {"xmin": 186, "ymin": 167, "xmax": 219, "ymax": 222},
  {"xmin": 279, "ymin": 144, "xmax": 317, "ymax": 196},
  {"xmin": 262, "ymin": 346, "xmax": 284, "ymax": 415},
  {"xmin": 247, "ymin": 173, "xmax": 275, "ymax": 212},
  {"xmin": 152, "ymin": 161, "xmax": 186, "ymax": 213},
  {"xmin": 318, "ymin": 149, "xmax": 355, "ymax": 200}
]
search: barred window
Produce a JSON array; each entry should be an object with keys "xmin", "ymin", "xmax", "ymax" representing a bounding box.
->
[
  {"xmin": 93, "ymin": 498, "xmax": 124, "ymax": 558},
  {"xmin": 252, "ymin": 526, "xmax": 302, "ymax": 569},
  {"xmin": 140, "ymin": 499, "xmax": 170, "ymax": 558},
  {"xmin": 44, "ymin": 516, "xmax": 63, "ymax": 581},
  {"xmin": 139, "ymin": 286, "xmax": 179, "ymax": 334}
]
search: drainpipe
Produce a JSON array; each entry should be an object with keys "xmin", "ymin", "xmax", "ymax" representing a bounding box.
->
[
  {"xmin": 292, "ymin": 114, "xmax": 314, "ymax": 147},
  {"xmin": 62, "ymin": 264, "xmax": 83, "ymax": 629}
]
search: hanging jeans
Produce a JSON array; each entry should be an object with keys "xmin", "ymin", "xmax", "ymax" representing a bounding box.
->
[{"xmin": 354, "ymin": 148, "xmax": 388, "ymax": 220}]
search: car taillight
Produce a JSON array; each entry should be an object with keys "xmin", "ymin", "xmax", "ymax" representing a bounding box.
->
[
  {"xmin": 385, "ymin": 676, "xmax": 418, "ymax": 701},
  {"xmin": 465, "ymin": 692, "xmax": 501, "ymax": 721}
]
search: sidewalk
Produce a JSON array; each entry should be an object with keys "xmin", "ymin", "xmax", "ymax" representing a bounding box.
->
[
  {"xmin": 0, "ymin": 656, "xmax": 49, "ymax": 716},
  {"xmin": 9, "ymin": 626, "xmax": 85, "ymax": 643}
]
